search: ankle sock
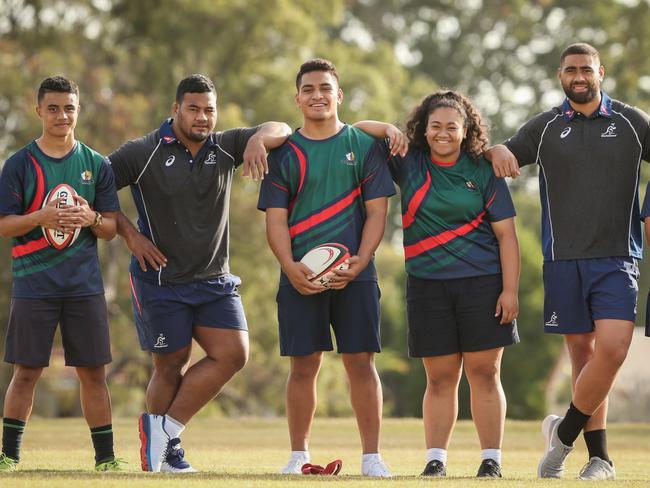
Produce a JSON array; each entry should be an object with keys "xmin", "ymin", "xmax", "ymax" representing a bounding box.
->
[
  {"xmin": 90, "ymin": 424, "xmax": 114, "ymax": 464},
  {"xmin": 557, "ymin": 402, "xmax": 591, "ymax": 446},
  {"xmin": 584, "ymin": 429, "xmax": 609, "ymax": 461},
  {"xmin": 2, "ymin": 418, "xmax": 26, "ymax": 462},
  {"xmin": 426, "ymin": 448, "xmax": 447, "ymax": 465},
  {"xmin": 481, "ymin": 448, "xmax": 501, "ymax": 465}
]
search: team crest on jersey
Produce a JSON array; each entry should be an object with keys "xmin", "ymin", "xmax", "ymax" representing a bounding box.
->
[
  {"xmin": 205, "ymin": 151, "xmax": 217, "ymax": 164},
  {"xmin": 601, "ymin": 123, "xmax": 617, "ymax": 138},
  {"xmin": 80, "ymin": 170, "xmax": 94, "ymax": 184},
  {"xmin": 340, "ymin": 152, "xmax": 357, "ymax": 166},
  {"xmin": 465, "ymin": 180, "xmax": 477, "ymax": 191}
]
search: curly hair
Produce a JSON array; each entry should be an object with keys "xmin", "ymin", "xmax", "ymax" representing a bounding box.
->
[{"xmin": 405, "ymin": 90, "xmax": 489, "ymax": 160}]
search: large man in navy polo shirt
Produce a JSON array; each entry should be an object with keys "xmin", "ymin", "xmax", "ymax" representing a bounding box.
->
[
  {"xmin": 108, "ymin": 74, "xmax": 290, "ymax": 473},
  {"xmin": 489, "ymin": 43, "xmax": 650, "ymax": 480}
]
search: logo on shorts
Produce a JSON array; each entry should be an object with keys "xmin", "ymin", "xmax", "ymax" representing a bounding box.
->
[
  {"xmin": 560, "ymin": 127, "xmax": 571, "ymax": 139},
  {"xmin": 601, "ymin": 123, "xmax": 617, "ymax": 138},
  {"xmin": 545, "ymin": 312, "xmax": 559, "ymax": 327},
  {"xmin": 620, "ymin": 260, "xmax": 639, "ymax": 291},
  {"xmin": 153, "ymin": 333, "xmax": 168, "ymax": 348}
]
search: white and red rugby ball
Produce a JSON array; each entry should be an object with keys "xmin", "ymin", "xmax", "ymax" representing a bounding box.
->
[
  {"xmin": 41, "ymin": 183, "xmax": 81, "ymax": 250},
  {"xmin": 300, "ymin": 243, "xmax": 350, "ymax": 286}
]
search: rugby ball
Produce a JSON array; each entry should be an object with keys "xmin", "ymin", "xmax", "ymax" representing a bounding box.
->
[
  {"xmin": 41, "ymin": 183, "xmax": 81, "ymax": 250},
  {"xmin": 300, "ymin": 243, "xmax": 350, "ymax": 286}
]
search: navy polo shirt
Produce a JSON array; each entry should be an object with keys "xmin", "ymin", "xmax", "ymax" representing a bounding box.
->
[
  {"xmin": 108, "ymin": 119, "xmax": 258, "ymax": 284},
  {"xmin": 505, "ymin": 93, "xmax": 650, "ymax": 261}
]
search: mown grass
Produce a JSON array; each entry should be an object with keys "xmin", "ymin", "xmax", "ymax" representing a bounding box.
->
[{"xmin": 3, "ymin": 417, "xmax": 650, "ymax": 487}]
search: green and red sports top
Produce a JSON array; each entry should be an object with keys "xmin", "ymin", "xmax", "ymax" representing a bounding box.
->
[
  {"xmin": 0, "ymin": 141, "xmax": 120, "ymax": 298},
  {"xmin": 390, "ymin": 150, "xmax": 515, "ymax": 280},
  {"xmin": 258, "ymin": 125, "xmax": 395, "ymax": 283}
]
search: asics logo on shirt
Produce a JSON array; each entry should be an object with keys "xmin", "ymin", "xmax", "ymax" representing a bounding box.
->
[
  {"xmin": 601, "ymin": 123, "xmax": 617, "ymax": 138},
  {"xmin": 165, "ymin": 155, "xmax": 175, "ymax": 167},
  {"xmin": 205, "ymin": 152, "xmax": 217, "ymax": 164},
  {"xmin": 560, "ymin": 127, "xmax": 571, "ymax": 139}
]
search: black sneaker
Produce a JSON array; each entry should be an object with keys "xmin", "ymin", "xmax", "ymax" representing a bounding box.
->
[
  {"xmin": 476, "ymin": 458, "xmax": 502, "ymax": 478},
  {"xmin": 421, "ymin": 459, "xmax": 446, "ymax": 476}
]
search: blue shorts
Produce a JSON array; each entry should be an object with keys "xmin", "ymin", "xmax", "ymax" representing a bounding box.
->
[
  {"xmin": 276, "ymin": 281, "xmax": 381, "ymax": 356},
  {"xmin": 543, "ymin": 257, "xmax": 638, "ymax": 334},
  {"xmin": 129, "ymin": 273, "xmax": 248, "ymax": 353}
]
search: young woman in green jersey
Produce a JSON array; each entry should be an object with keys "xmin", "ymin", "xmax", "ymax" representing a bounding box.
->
[{"xmin": 356, "ymin": 90, "xmax": 519, "ymax": 478}]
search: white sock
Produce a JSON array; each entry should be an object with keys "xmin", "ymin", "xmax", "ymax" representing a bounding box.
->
[
  {"xmin": 290, "ymin": 450, "xmax": 310, "ymax": 461},
  {"xmin": 362, "ymin": 453, "xmax": 381, "ymax": 463},
  {"xmin": 426, "ymin": 448, "xmax": 447, "ymax": 465},
  {"xmin": 481, "ymin": 448, "xmax": 501, "ymax": 465},
  {"xmin": 164, "ymin": 415, "xmax": 185, "ymax": 439}
]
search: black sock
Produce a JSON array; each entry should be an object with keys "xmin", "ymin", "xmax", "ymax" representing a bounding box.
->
[
  {"xmin": 557, "ymin": 403, "xmax": 591, "ymax": 446},
  {"xmin": 2, "ymin": 418, "xmax": 26, "ymax": 462},
  {"xmin": 584, "ymin": 429, "xmax": 609, "ymax": 461},
  {"xmin": 90, "ymin": 424, "xmax": 115, "ymax": 464}
]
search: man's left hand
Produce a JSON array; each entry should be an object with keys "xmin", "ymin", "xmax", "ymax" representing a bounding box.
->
[
  {"xmin": 242, "ymin": 134, "xmax": 268, "ymax": 180},
  {"xmin": 326, "ymin": 255, "xmax": 368, "ymax": 290},
  {"xmin": 58, "ymin": 195, "xmax": 96, "ymax": 232}
]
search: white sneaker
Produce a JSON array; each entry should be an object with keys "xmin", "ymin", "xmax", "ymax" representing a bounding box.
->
[
  {"xmin": 362, "ymin": 458, "xmax": 392, "ymax": 477},
  {"xmin": 537, "ymin": 415, "xmax": 574, "ymax": 478},
  {"xmin": 138, "ymin": 413, "xmax": 170, "ymax": 472},
  {"xmin": 281, "ymin": 455, "xmax": 308, "ymax": 474},
  {"xmin": 578, "ymin": 457, "xmax": 616, "ymax": 480}
]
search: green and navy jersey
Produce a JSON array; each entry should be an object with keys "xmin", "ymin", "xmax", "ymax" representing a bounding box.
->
[
  {"xmin": 505, "ymin": 92, "xmax": 650, "ymax": 261},
  {"xmin": 258, "ymin": 125, "xmax": 395, "ymax": 283},
  {"xmin": 390, "ymin": 150, "xmax": 515, "ymax": 280},
  {"xmin": 0, "ymin": 141, "xmax": 120, "ymax": 298}
]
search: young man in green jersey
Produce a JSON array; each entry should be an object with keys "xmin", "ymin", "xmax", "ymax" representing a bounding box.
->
[
  {"xmin": 258, "ymin": 59, "xmax": 395, "ymax": 477},
  {"xmin": 0, "ymin": 76, "xmax": 122, "ymax": 471}
]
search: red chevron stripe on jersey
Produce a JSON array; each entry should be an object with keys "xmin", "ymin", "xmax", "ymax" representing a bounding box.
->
[
  {"xmin": 287, "ymin": 141, "xmax": 306, "ymax": 212},
  {"xmin": 289, "ymin": 187, "xmax": 362, "ymax": 238},
  {"xmin": 25, "ymin": 152, "xmax": 46, "ymax": 214},
  {"xmin": 402, "ymin": 171, "xmax": 431, "ymax": 229},
  {"xmin": 12, "ymin": 237, "xmax": 50, "ymax": 258},
  {"xmin": 404, "ymin": 192, "xmax": 496, "ymax": 259}
]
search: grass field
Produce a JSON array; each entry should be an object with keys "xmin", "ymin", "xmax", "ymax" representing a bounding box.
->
[{"xmin": 3, "ymin": 417, "xmax": 650, "ymax": 487}]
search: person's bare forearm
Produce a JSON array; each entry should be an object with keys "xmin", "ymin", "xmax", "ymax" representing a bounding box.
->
[
  {"xmin": 265, "ymin": 209, "xmax": 294, "ymax": 271},
  {"xmin": 252, "ymin": 122, "xmax": 292, "ymax": 150},
  {"xmin": 0, "ymin": 213, "xmax": 40, "ymax": 238},
  {"xmin": 357, "ymin": 197, "xmax": 388, "ymax": 266}
]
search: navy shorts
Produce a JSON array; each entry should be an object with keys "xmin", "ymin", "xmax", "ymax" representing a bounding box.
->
[
  {"xmin": 406, "ymin": 274, "xmax": 519, "ymax": 357},
  {"xmin": 276, "ymin": 281, "xmax": 381, "ymax": 356},
  {"xmin": 4, "ymin": 294, "xmax": 111, "ymax": 368},
  {"xmin": 543, "ymin": 257, "xmax": 639, "ymax": 334},
  {"xmin": 129, "ymin": 273, "xmax": 248, "ymax": 353}
]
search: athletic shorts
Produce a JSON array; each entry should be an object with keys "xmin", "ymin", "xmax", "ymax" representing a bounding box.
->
[
  {"xmin": 543, "ymin": 257, "xmax": 639, "ymax": 334},
  {"xmin": 276, "ymin": 281, "xmax": 381, "ymax": 356},
  {"xmin": 4, "ymin": 294, "xmax": 112, "ymax": 368},
  {"xmin": 129, "ymin": 273, "xmax": 248, "ymax": 353},
  {"xmin": 406, "ymin": 274, "xmax": 519, "ymax": 358}
]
